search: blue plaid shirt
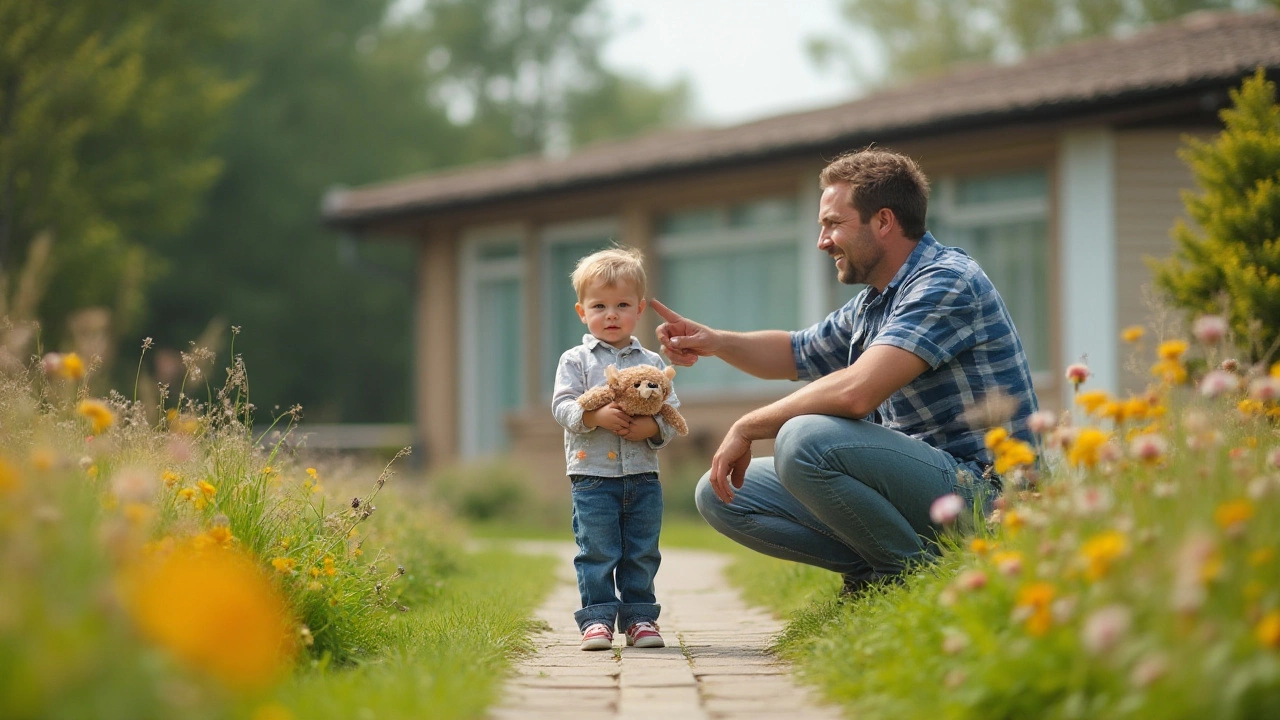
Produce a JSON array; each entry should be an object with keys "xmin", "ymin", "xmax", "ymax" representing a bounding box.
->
[{"xmin": 791, "ymin": 232, "xmax": 1039, "ymax": 473}]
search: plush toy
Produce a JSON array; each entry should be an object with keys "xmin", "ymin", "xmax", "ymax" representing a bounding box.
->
[{"xmin": 578, "ymin": 364, "xmax": 688, "ymax": 437}]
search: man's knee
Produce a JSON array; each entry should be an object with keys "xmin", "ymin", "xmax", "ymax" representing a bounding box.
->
[{"xmin": 774, "ymin": 415, "xmax": 832, "ymax": 473}]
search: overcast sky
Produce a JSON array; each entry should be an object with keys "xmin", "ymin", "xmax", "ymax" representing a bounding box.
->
[{"xmin": 600, "ymin": 0, "xmax": 872, "ymax": 125}]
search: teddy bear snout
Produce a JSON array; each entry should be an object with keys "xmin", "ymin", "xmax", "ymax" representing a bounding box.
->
[{"xmin": 638, "ymin": 382, "xmax": 659, "ymax": 399}]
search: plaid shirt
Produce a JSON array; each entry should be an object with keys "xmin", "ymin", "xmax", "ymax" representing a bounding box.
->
[{"xmin": 791, "ymin": 232, "xmax": 1039, "ymax": 473}]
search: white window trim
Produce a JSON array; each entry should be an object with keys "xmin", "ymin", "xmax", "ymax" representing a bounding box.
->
[
  {"xmin": 459, "ymin": 224, "xmax": 526, "ymax": 458},
  {"xmin": 539, "ymin": 217, "xmax": 620, "ymax": 397}
]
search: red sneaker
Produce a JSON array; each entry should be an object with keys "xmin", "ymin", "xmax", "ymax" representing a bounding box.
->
[
  {"xmin": 580, "ymin": 622, "xmax": 613, "ymax": 651},
  {"xmin": 625, "ymin": 621, "xmax": 664, "ymax": 648}
]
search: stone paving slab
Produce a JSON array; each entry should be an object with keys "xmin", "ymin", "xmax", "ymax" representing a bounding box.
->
[{"xmin": 486, "ymin": 540, "xmax": 843, "ymax": 720}]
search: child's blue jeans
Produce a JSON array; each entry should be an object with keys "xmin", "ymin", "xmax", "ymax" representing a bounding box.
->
[{"xmin": 569, "ymin": 472, "xmax": 662, "ymax": 632}]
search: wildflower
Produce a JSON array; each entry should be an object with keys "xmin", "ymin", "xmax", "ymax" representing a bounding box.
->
[
  {"xmin": 1257, "ymin": 611, "xmax": 1280, "ymax": 649},
  {"xmin": 1082, "ymin": 605, "xmax": 1132, "ymax": 655},
  {"xmin": 1269, "ymin": 449, "xmax": 1280, "ymax": 470},
  {"xmin": 1130, "ymin": 655, "xmax": 1168, "ymax": 688},
  {"xmin": 1073, "ymin": 486, "xmax": 1113, "ymax": 515},
  {"xmin": 1121, "ymin": 325, "xmax": 1145, "ymax": 343},
  {"xmin": 1199, "ymin": 370, "xmax": 1239, "ymax": 398},
  {"xmin": 123, "ymin": 503, "xmax": 153, "ymax": 526},
  {"xmin": 271, "ymin": 557, "xmax": 296, "ymax": 574},
  {"xmin": 0, "ymin": 458, "xmax": 22, "ymax": 494},
  {"xmin": 197, "ymin": 480, "xmax": 216, "ymax": 499},
  {"xmin": 1213, "ymin": 499, "xmax": 1254, "ymax": 536},
  {"xmin": 1150, "ymin": 358, "xmax": 1188, "ymax": 385},
  {"xmin": 1066, "ymin": 363, "xmax": 1091, "ymax": 388},
  {"xmin": 1192, "ymin": 315, "xmax": 1228, "ymax": 345},
  {"xmin": 954, "ymin": 569, "xmax": 988, "ymax": 592},
  {"xmin": 207, "ymin": 525, "xmax": 234, "ymax": 547},
  {"xmin": 1238, "ymin": 398, "xmax": 1265, "ymax": 418},
  {"xmin": 1075, "ymin": 390, "xmax": 1111, "ymax": 415},
  {"xmin": 1250, "ymin": 548, "xmax": 1275, "ymax": 567},
  {"xmin": 969, "ymin": 538, "xmax": 996, "ymax": 556},
  {"xmin": 1248, "ymin": 376, "xmax": 1280, "ymax": 402},
  {"xmin": 993, "ymin": 437, "xmax": 1036, "ymax": 475},
  {"xmin": 162, "ymin": 470, "xmax": 181, "ymax": 487},
  {"xmin": 941, "ymin": 630, "xmax": 969, "ymax": 655},
  {"xmin": 1129, "ymin": 434, "xmax": 1169, "ymax": 465},
  {"xmin": 123, "ymin": 544, "xmax": 295, "ymax": 691},
  {"xmin": 984, "ymin": 428, "xmax": 1009, "ymax": 448},
  {"xmin": 992, "ymin": 551, "xmax": 1023, "ymax": 576},
  {"xmin": 1172, "ymin": 534, "xmax": 1219, "ymax": 613},
  {"xmin": 306, "ymin": 467, "xmax": 318, "ymax": 479},
  {"xmin": 30, "ymin": 447, "xmax": 55, "ymax": 472},
  {"xmin": 1080, "ymin": 530, "xmax": 1128, "ymax": 581},
  {"xmin": 1157, "ymin": 340, "xmax": 1189, "ymax": 361},
  {"xmin": 1027, "ymin": 410, "xmax": 1057, "ymax": 434},
  {"xmin": 77, "ymin": 400, "xmax": 115, "ymax": 435},
  {"xmin": 323, "ymin": 555, "xmax": 336, "ymax": 576},
  {"xmin": 42, "ymin": 352, "xmax": 63, "ymax": 376},
  {"xmin": 1067, "ymin": 428, "xmax": 1110, "ymax": 469},
  {"xmin": 929, "ymin": 493, "xmax": 964, "ymax": 525},
  {"xmin": 1014, "ymin": 582, "xmax": 1056, "ymax": 636},
  {"xmin": 1002, "ymin": 509, "xmax": 1025, "ymax": 536},
  {"xmin": 178, "ymin": 487, "xmax": 197, "ymax": 504},
  {"xmin": 52, "ymin": 352, "xmax": 86, "ymax": 380}
]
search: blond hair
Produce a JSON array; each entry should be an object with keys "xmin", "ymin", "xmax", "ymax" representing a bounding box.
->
[{"xmin": 571, "ymin": 246, "xmax": 647, "ymax": 300}]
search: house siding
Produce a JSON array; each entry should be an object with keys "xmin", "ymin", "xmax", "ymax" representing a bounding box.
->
[{"xmin": 1113, "ymin": 129, "xmax": 1205, "ymax": 394}]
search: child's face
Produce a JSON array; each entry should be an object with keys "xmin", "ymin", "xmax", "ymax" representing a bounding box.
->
[{"xmin": 576, "ymin": 280, "xmax": 646, "ymax": 349}]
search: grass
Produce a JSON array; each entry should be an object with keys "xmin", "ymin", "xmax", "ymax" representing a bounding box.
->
[{"xmin": 718, "ymin": 337, "xmax": 1280, "ymax": 720}]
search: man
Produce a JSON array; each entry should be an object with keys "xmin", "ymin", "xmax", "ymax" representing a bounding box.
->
[{"xmin": 652, "ymin": 147, "xmax": 1038, "ymax": 596}]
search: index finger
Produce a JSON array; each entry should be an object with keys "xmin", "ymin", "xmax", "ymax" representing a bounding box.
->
[{"xmin": 648, "ymin": 298, "xmax": 683, "ymax": 324}]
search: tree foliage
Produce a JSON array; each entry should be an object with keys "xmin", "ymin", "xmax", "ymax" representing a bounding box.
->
[
  {"xmin": 0, "ymin": 0, "xmax": 240, "ymax": 344},
  {"xmin": 812, "ymin": 0, "xmax": 1263, "ymax": 84},
  {"xmin": 1153, "ymin": 69, "xmax": 1280, "ymax": 362},
  {"xmin": 141, "ymin": 0, "xmax": 688, "ymax": 422}
]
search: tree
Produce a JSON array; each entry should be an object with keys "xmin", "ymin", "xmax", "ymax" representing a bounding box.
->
[
  {"xmin": 1153, "ymin": 69, "xmax": 1280, "ymax": 363},
  {"xmin": 810, "ymin": 0, "xmax": 1263, "ymax": 85},
  {"xmin": 143, "ymin": 0, "xmax": 688, "ymax": 423},
  {"xmin": 0, "ymin": 0, "xmax": 240, "ymax": 348}
]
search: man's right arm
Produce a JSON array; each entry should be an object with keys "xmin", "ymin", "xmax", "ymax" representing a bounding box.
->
[{"xmin": 651, "ymin": 299, "xmax": 797, "ymax": 380}]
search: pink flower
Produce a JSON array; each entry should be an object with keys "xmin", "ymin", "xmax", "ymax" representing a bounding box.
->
[
  {"xmin": 1199, "ymin": 370, "xmax": 1239, "ymax": 398},
  {"xmin": 1066, "ymin": 363, "xmax": 1091, "ymax": 387},
  {"xmin": 1074, "ymin": 486, "xmax": 1113, "ymax": 515},
  {"xmin": 1129, "ymin": 434, "xmax": 1169, "ymax": 464},
  {"xmin": 930, "ymin": 493, "xmax": 964, "ymax": 525},
  {"xmin": 954, "ymin": 569, "xmax": 988, "ymax": 592},
  {"xmin": 1082, "ymin": 605, "xmax": 1131, "ymax": 654},
  {"xmin": 1130, "ymin": 654, "xmax": 1168, "ymax": 688},
  {"xmin": 1248, "ymin": 377, "xmax": 1280, "ymax": 402},
  {"xmin": 1220, "ymin": 358, "xmax": 1240, "ymax": 372},
  {"xmin": 941, "ymin": 630, "xmax": 969, "ymax": 655},
  {"xmin": 1268, "ymin": 448, "xmax": 1280, "ymax": 470},
  {"xmin": 1192, "ymin": 315, "xmax": 1228, "ymax": 345},
  {"xmin": 42, "ymin": 352, "xmax": 63, "ymax": 376},
  {"xmin": 1027, "ymin": 410, "xmax": 1057, "ymax": 434}
]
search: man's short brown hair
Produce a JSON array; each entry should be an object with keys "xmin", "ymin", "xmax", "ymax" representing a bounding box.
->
[{"xmin": 819, "ymin": 148, "xmax": 930, "ymax": 240}]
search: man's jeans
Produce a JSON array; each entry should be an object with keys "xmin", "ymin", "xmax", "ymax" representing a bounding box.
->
[
  {"xmin": 695, "ymin": 415, "xmax": 988, "ymax": 587},
  {"xmin": 570, "ymin": 472, "xmax": 663, "ymax": 632}
]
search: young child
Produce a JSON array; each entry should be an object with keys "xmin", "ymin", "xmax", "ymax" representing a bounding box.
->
[{"xmin": 551, "ymin": 246, "xmax": 681, "ymax": 651}]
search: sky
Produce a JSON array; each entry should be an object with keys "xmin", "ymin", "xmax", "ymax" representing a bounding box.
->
[{"xmin": 599, "ymin": 0, "xmax": 874, "ymax": 126}]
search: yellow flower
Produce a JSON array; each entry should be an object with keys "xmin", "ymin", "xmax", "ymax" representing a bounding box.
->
[
  {"xmin": 1157, "ymin": 340, "xmax": 1189, "ymax": 361},
  {"xmin": 207, "ymin": 525, "xmax": 235, "ymax": 546},
  {"xmin": 1271, "ymin": 362, "xmax": 1280, "ymax": 378},
  {"xmin": 271, "ymin": 557, "xmax": 296, "ymax": 574},
  {"xmin": 179, "ymin": 487, "xmax": 196, "ymax": 502},
  {"xmin": 162, "ymin": 470, "xmax": 181, "ymax": 487},
  {"xmin": 60, "ymin": 352, "xmax": 86, "ymax": 380},
  {"xmin": 0, "ymin": 457, "xmax": 21, "ymax": 494},
  {"xmin": 1121, "ymin": 326, "xmax": 1145, "ymax": 343},
  {"xmin": 323, "ymin": 555, "xmax": 336, "ymax": 577},
  {"xmin": 306, "ymin": 467, "xmax": 318, "ymax": 478},
  {"xmin": 1150, "ymin": 358, "xmax": 1188, "ymax": 385},
  {"xmin": 30, "ymin": 448, "xmax": 55, "ymax": 472},
  {"xmin": 123, "ymin": 503, "xmax": 153, "ymax": 526},
  {"xmin": 123, "ymin": 543, "xmax": 295, "ymax": 691},
  {"xmin": 77, "ymin": 400, "xmax": 115, "ymax": 434},
  {"xmin": 197, "ymin": 480, "xmax": 217, "ymax": 499},
  {"xmin": 1002, "ymin": 509, "xmax": 1025, "ymax": 537},
  {"xmin": 1238, "ymin": 399, "xmax": 1264, "ymax": 418},
  {"xmin": 1068, "ymin": 428, "xmax": 1110, "ymax": 469},
  {"xmin": 1250, "ymin": 548, "xmax": 1275, "ymax": 567},
  {"xmin": 993, "ymin": 438, "xmax": 1037, "ymax": 475},
  {"xmin": 1075, "ymin": 390, "xmax": 1111, "ymax": 415},
  {"xmin": 1080, "ymin": 530, "xmax": 1128, "ymax": 581},
  {"xmin": 1214, "ymin": 499, "xmax": 1254, "ymax": 533},
  {"xmin": 1016, "ymin": 582, "xmax": 1056, "ymax": 636},
  {"xmin": 984, "ymin": 427, "xmax": 1009, "ymax": 449},
  {"xmin": 969, "ymin": 538, "xmax": 996, "ymax": 556},
  {"xmin": 1257, "ymin": 611, "xmax": 1280, "ymax": 649}
]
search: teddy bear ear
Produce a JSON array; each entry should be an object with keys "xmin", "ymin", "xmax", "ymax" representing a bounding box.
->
[
  {"xmin": 606, "ymin": 364, "xmax": 619, "ymax": 382},
  {"xmin": 664, "ymin": 365, "xmax": 676, "ymax": 380}
]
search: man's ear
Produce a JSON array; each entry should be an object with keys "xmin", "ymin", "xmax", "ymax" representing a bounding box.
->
[
  {"xmin": 874, "ymin": 207, "xmax": 897, "ymax": 237},
  {"xmin": 575, "ymin": 302, "xmax": 587, "ymax": 324}
]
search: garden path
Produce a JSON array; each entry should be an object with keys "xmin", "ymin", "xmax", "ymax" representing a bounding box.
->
[{"xmin": 487, "ymin": 541, "xmax": 842, "ymax": 720}]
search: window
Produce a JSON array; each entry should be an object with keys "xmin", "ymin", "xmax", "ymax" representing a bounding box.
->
[
  {"xmin": 656, "ymin": 197, "xmax": 803, "ymax": 395},
  {"xmin": 929, "ymin": 169, "xmax": 1051, "ymax": 373},
  {"xmin": 460, "ymin": 231, "xmax": 525, "ymax": 456},
  {"xmin": 540, "ymin": 220, "xmax": 619, "ymax": 397}
]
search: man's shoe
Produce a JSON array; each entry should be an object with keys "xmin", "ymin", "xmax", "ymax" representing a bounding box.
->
[
  {"xmin": 580, "ymin": 622, "xmax": 614, "ymax": 651},
  {"xmin": 625, "ymin": 621, "xmax": 664, "ymax": 648}
]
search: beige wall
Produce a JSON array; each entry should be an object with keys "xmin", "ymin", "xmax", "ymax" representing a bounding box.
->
[{"xmin": 1113, "ymin": 129, "xmax": 1204, "ymax": 393}]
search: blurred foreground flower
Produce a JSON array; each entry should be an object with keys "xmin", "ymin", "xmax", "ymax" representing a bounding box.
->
[
  {"xmin": 930, "ymin": 493, "xmax": 964, "ymax": 525},
  {"xmin": 77, "ymin": 400, "xmax": 115, "ymax": 435},
  {"xmin": 124, "ymin": 543, "xmax": 296, "ymax": 692},
  {"xmin": 1191, "ymin": 315, "xmax": 1228, "ymax": 345}
]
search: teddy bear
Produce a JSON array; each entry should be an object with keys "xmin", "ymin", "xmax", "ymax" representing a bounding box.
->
[{"xmin": 578, "ymin": 364, "xmax": 688, "ymax": 437}]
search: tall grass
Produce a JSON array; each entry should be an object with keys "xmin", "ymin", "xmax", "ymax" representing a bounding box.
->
[{"xmin": 726, "ymin": 326, "xmax": 1280, "ymax": 719}]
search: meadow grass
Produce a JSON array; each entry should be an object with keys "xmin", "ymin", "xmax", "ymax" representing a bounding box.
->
[
  {"xmin": 0, "ymin": 344, "xmax": 557, "ymax": 720},
  {"xmin": 720, "ymin": 334, "xmax": 1280, "ymax": 719}
]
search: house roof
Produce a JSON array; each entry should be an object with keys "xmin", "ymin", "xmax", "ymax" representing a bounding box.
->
[{"xmin": 324, "ymin": 9, "xmax": 1280, "ymax": 228}]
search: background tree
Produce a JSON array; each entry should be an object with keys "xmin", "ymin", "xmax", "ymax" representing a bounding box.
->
[
  {"xmin": 810, "ymin": 0, "xmax": 1263, "ymax": 85},
  {"xmin": 1153, "ymin": 69, "xmax": 1280, "ymax": 363},
  {"xmin": 142, "ymin": 0, "xmax": 689, "ymax": 423},
  {"xmin": 0, "ymin": 0, "xmax": 239, "ymax": 349}
]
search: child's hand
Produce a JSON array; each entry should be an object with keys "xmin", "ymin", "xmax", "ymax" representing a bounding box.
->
[
  {"xmin": 620, "ymin": 415, "xmax": 659, "ymax": 442},
  {"xmin": 587, "ymin": 403, "xmax": 632, "ymax": 435}
]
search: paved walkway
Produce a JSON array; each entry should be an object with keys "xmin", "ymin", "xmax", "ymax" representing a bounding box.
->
[{"xmin": 488, "ymin": 541, "xmax": 842, "ymax": 720}]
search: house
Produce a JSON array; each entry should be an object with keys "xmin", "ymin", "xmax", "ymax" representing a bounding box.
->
[{"xmin": 322, "ymin": 10, "xmax": 1280, "ymax": 487}]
